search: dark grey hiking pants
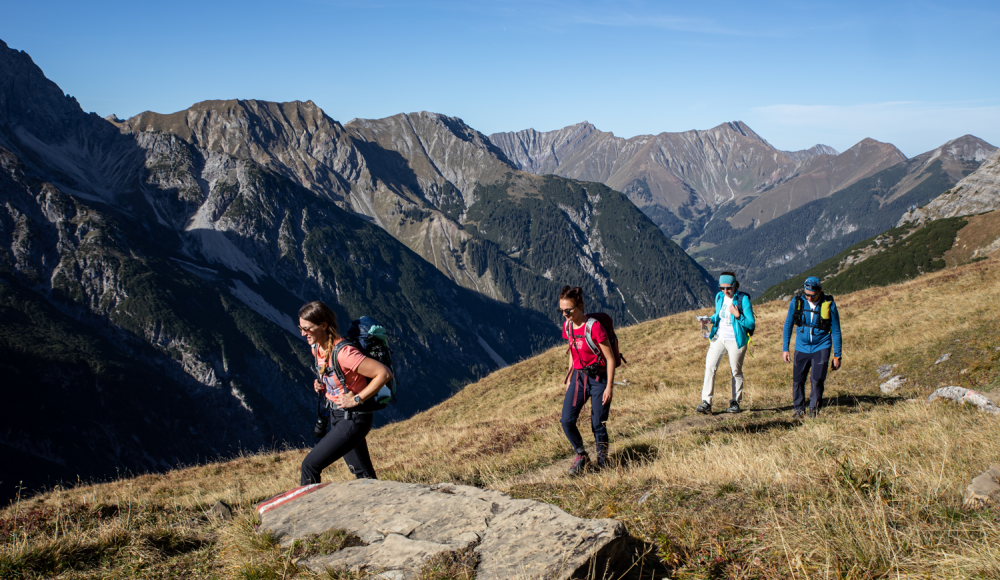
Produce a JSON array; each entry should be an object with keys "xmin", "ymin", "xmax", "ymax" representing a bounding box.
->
[{"xmin": 792, "ymin": 348, "xmax": 830, "ymax": 412}]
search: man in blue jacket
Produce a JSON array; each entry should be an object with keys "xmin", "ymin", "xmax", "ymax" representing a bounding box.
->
[
  {"xmin": 697, "ymin": 272, "xmax": 755, "ymax": 415},
  {"xmin": 782, "ymin": 276, "xmax": 842, "ymax": 418}
]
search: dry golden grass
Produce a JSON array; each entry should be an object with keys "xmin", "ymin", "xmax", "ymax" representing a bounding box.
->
[{"xmin": 3, "ymin": 256, "xmax": 1000, "ymax": 578}]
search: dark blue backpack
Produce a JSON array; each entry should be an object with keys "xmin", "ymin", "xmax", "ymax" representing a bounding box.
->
[{"xmin": 330, "ymin": 316, "xmax": 398, "ymax": 410}]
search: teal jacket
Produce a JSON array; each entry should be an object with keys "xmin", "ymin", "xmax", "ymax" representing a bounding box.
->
[{"xmin": 709, "ymin": 291, "xmax": 755, "ymax": 349}]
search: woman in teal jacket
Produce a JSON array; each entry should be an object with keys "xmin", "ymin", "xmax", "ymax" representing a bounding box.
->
[{"xmin": 697, "ymin": 272, "xmax": 756, "ymax": 414}]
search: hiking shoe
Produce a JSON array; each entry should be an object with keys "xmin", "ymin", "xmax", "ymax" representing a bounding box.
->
[
  {"xmin": 792, "ymin": 410, "xmax": 805, "ymax": 419},
  {"xmin": 727, "ymin": 400, "xmax": 741, "ymax": 414},
  {"xmin": 596, "ymin": 456, "xmax": 608, "ymax": 471},
  {"xmin": 808, "ymin": 408, "xmax": 818, "ymax": 419},
  {"xmin": 568, "ymin": 454, "xmax": 589, "ymax": 476},
  {"xmin": 696, "ymin": 401, "xmax": 711, "ymax": 414}
]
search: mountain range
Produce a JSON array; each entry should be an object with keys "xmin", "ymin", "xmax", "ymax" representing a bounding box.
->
[
  {"xmin": 489, "ymin": 121, "xmax": 844, "ymax": 246},
  {"xmin": 694, "ymin": 135, "xmax": 994, "ymax": 291},
  {"xmin": 125, "ymin": 106, "xmax": 714, "ymax": 320},
  {"xmin": 490, "ymin": 122, "xmax": 995, "ymax": 293}
]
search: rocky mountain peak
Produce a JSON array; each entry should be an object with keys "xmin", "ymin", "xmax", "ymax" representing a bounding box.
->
[
  {"xmin": 0, "ymin": 40, "xmax": 93, "ymax": 143},
  {"xmin": 714, "ymin": 120, "xmax": 767, "ymax": 143},
  {"xmin": 487, "ymin": 121, "xmax": 604, "ymax": 173},
  {"xmin": 845, "ymin": 137, "xmax": 907, "ymax": 161},
  {"xmin": 899, "ymin": 148, "xmax": 1000, "ymax": 225},
  {"xmin": 128, "ymin": 98, "xmax": 347, "ymax": 153},
  {"xmin": 127, "ymin": 98, "xmax": 357, "ymax": 203},
  {"xmin": 933, "ymin": 135, "xmax": 996, "ymax": 163},
  {"xmin": 345, "ymin": 111, "xmax": 516, "ymax": 197},
  {"xmin": 782, "ymin": 144, "xmax": 840, "ymax": 162}
]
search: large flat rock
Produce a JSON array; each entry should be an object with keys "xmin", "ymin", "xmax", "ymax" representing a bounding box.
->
[{"xmin": 258, "ymin": 480, "xmax": 627, "ymax": 579}]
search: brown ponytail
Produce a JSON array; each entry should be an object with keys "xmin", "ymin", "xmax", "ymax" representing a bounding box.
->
[{"xmin": 559, "ymin": 286, "xmax": 585, "ymax": 309}]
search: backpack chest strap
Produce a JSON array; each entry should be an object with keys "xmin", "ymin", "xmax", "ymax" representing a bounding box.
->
[{"xmin": 565, "ymin": 319, "xmax": 602, "ymax": 358}]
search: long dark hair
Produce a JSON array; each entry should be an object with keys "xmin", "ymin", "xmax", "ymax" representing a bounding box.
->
[
  {"xmin": 559, "ymin": 286, "xmax": 585, "ymax": 309},
  {"xmin": 298, "ymin": 301, "xmax": 341, "ymax": 364}
]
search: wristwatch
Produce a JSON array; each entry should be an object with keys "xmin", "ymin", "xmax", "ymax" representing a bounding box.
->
[{"xmin": 354, "ymin": 394, "xmax": 362, "ymax": 404}]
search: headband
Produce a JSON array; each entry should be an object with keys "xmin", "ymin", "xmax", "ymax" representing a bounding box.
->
[{"xmin": 719, "ymin": 275, "xmax": 735, "ymax": 286}]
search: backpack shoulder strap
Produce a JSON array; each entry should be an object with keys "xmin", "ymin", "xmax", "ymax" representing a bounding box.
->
[
  {"xmin": 330, "ymin": 340, "xmax": 356, "ymax": 390},
  {"xmin": 584, "ymin": 318, "xmax": 601, "ymax": 355}
]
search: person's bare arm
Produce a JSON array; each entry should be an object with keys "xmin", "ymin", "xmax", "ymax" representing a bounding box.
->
[
  {"xmin": 333, "ymin": 357, "xmax": 391, "ymax": 408},
  {"xmin": 598, "ymin": 341, "xmax": 616, "ymax": 404}
]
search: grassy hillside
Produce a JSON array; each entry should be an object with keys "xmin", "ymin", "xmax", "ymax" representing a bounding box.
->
[{"xmin": 3, "ymin": 256, "xmax": 1000, "ymax": 578}]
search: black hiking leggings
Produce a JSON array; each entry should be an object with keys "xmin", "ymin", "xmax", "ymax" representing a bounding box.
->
[{"xmin": 300, "ymin": 407, "xmax": 376, "ymax": 485}]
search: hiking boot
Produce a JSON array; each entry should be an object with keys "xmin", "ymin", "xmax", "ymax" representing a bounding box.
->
[
  {"xmin": 568, "ymin": 454, "xmax": 589, "ymax": 476},
  {"xmin": 727, "ymin": 400, "xmax": 741, "ymax": 414},
  {"xmin": 792, "ymin": 410, "xmax": 805, "ymax": 419},
  {"xmin": 596, "ymin": 455, "xmax": 609, "ymax": 471},
  {"xmin": 696, "ymin": 401, "xmax": 711, "ymax": 414},
  {"xmin": 808, "ymin": 408, "xmax": 818, "ymax": 419}
]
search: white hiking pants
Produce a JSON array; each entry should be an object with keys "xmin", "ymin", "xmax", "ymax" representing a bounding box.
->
[{"xmin": 701, "ymin": 338, "xmax": 746, "ymax": 405}]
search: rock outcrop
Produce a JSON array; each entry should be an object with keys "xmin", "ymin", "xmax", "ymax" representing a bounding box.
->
[
  {"xmin": 899, "ymin": 148, "xmax": 1000, "ymax": 226},
  {"xmin": 258, "ymin": 480, "xmax": 627, "ymax": 580},
  {"xmin": 879, "ymin": 375, "xmax": 906, "ymax": 394},
  {"xmin": 963, "ymin": 465, "xmax": 1000, "ymax": 509},
  {"xmin": 927, "ymin": 386, "xmax": 1000, "ymax": 415}
]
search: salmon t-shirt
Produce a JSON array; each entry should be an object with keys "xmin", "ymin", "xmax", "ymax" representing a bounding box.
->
[
  {"xmin": 314, "ymin": 340, "xmax": 368, "ymax": 401},
  {"xmin": 563, "ymin": 320, "xmax": 609, "ymax": 369}
]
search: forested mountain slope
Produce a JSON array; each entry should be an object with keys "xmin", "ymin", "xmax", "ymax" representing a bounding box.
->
[{"xmin": 757, "ymin": 149, "xmax": 1000, "ymax": 301}]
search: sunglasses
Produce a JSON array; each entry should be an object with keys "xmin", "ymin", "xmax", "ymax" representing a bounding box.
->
[
  {"xmin": 298, "ymin": 323, "xmax": 322, "ymax": 333},
  {"xmin": 719, "ymin": 285, "xmax": 733, "ymax": 291},
  {"xmin": 804, "ymin": 291, "xmax": 818, "ymax": 297},
  {"xmin": 557, "ymin": 307, "xmax": 577, "ymax": 316}
]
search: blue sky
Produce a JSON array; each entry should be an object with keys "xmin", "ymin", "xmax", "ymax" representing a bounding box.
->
[{"xmin": 3, "ymin": 0, "xmax": 998, "ymax": 156}]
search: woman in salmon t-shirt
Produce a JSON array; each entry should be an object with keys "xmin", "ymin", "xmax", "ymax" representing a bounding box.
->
[
  {"xmin": 558, "ymin": 286, "xmax": 616, "ymax": 476},
  {"xmin": 297, "ymin": 301, "xmax": 392, "ymax": 485}
]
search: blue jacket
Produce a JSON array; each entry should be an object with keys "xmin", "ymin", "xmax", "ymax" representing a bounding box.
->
[
  {"xmin": 709, "ymin": 291, "xmax": 755, "ymax": 349},
  {"xmin": 782, "ymin": 294, "xmax": 842, "ymax": 357}
]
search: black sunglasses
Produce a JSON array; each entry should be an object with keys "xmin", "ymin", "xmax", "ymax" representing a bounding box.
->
[
  {"xmin": 719, "ymin": 285, "xmax": 734, "ymax": 291},
  {"xmin": 557, "ymin": 307, "xmax": 576, "ymax": 316}
]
